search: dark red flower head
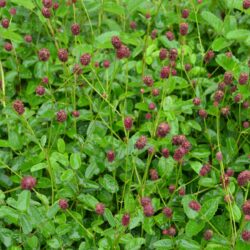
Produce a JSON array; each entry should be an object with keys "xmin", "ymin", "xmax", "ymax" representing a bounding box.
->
[
  {"xmin": 116, "ymin": 45, "xmax": 130, "ymax": 59},
  {"xmin": 189, "ymin": 200, "xmax": 201, "ymax": 211},
  {"xmin": 242, "ymin": 230, "xmax": 250, "ymax": 241},
  {"xmin": 95, "ymin": 203, "xmax": 105, "ymax": 215},
  {"xmin": 0, "ymin": 0, "xmax": 6, "ymax": 8},
  {"xmin": 1, "ymin": 18, "xmax": 9, "ymax": 28},
  {"xmin": 237, "ymin": 170, "xmax": 250, "ymax": 186},
  {"xmin": 150, "ymin": 168, "xmax": 158, "ymax": 180},
  {"xmin": 179, "ymin": 23, "xmax": 188, "ymax": 36},
  {"xmin": 13, "ymin": 100, "xmax": 25, "ymax": 115},
  {"xmin": 166, "ymin": 31, "xmax": 175, "ymax": 41},
  {"xmin": 80, "ymin": 53, "xmax": 91, "ymax": 66},
  {"xmin": 157, "ymin": 122, "xmax": 170, "ymax": 137},
  {"xmin": 21, "ymin": 176, "xmax": 37, "ymax": 190},
  {"xmin": 42, "ymin": 7, "xmax": 51, "ymax": 18},
  {"xmin": 242, "ymin": 200, "xmax": 250, "ymax": 215},
  {"xmin": 243, "ymin": 0, "xmax": 250, "ymax": 9},
  {"xmin": 124, "ymin": 116, "xmax": 133, "ymax": 130},
  {"xmin": 204, "ymin": 229, "xmax": 213, "ymax": 240},
  {"xmin": 143, "ymin": 76, "xmax": 154, "ymax": 87},
  {"xmin": 135, "ymin": 135, "xmax": 147, "ymax": 149},
  {"xmin": 42, "ymin": 0, "xmax": 53, "ymax": 8},
  {"xmin": 106, "ymin": 150, "xmax": 115, "ymax": 162},
  {"xmin": 36, "ymin": 85, "xmax": 45, "ymax": 96},
  {"xmin": 57, "ymin": 110, "xmax": 67, "ymax": 122},
  {"xmin": 59, "ymin": 199, "xmax": 69, "ymax": 210},
  {"xmin": 71, "ymin": 23, "xmax": 80, "ymax": 35},
  {"xmin": 38, "ymin": 48, "xmax": 50, "ymax": 61},
  {"xmin": 163, "ymin": 207, "xmax": 173, "ymax": 218},
  {"xmin": 182, "ymin": 9, "xmax": 189, "ymax": 18},
  {"xmin": 58, "ymin": 49, "xmax": 68, "ymax": 62},
  {"xmin": 111, "ymin": 36, "xmax": 122, "ymax": 49},
  {"xmin": 122, "ymin": 213, "xmax": 130, "ymax": 226}
]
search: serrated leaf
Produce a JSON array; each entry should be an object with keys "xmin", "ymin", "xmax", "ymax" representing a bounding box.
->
[
  {"xmin": 212, "ymin": 37, "xmax": 233, "ymax": 51},
  {"xmin": 31, "ymin": 163, "xmax": 47, "ymax": 172},
  {"xmin": 201, "ymin": 11, "xmax": 223, "ymax": 33},
  {"xmin": 226, "ymin": 30, "xmax": 250, "ymax": 40},
  {"xmin": 99, "ymin": 174, "xmax": 119, "ymax": 193},
  {"xmin": 70, "ymin": 153, "xmax": 81, "ymax": 170},
  {"xmin": 11, "ymin": 0, "xmax": 35, "ymax": 10},
  {"xmin": 200, "ymin": 198, "xmax": 220, "ymax": 221},
  {"xmin": 17, "ymin": 190, "xmax": 31, "ymax": 212},
  {"xmin": 185, "ymin": 219, "xmax": 205, "ymax": 237}
]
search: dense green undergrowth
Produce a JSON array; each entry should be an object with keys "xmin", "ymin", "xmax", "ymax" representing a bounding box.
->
[{"xmin": 0, "ymin": 0, "xmax": 250, "ymax": 249}]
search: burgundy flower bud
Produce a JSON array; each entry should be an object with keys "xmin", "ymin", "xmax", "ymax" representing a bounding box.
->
[
  {"xmin": 1, "ymin": 18, "xmax": 9, "ymax": 28},
  {"xmin": 42, "ymin": 7, "xmax": 51, "ymax": 18},
  {"xmin": 152, "ymin": 88, "xmax": 160, "ymax": 96},
  {"xmin": 243, "ymin": 200, "xmax": 250, "ymax": 215},
  {"xmin": 57, "ymin": 110, "xmax": 67, "ymax": 122},
  {"xmin": 145, "ymin": 12, "xmax": 151, "ymax": 19},
  {"xmin": 179, "ymin": 187, "xmax": 186, "ymax": 196},
  {"xmin": 230, "ymin": 85, "xmax": 237, "ymax": 93},
  {"xmin": 234, "ymin": 93, "xmax": 242, "ymax": 103},
  {"xmin": 116, "ymin": 45, "xmax": 130, "ymax": 59},
  {"xmin": 182, "ymin": 9, "xmax": 189, "ymax": 18},
  {"xmin": 145, "ymin": 113, "xmax": 152, "ymax": 120},
  {"xmin": 38, "ymin": 48, "xmax": 50, "ymax": 61},
  {"xmin": 218, "ymin": 82, "xmax": 226, "ymax": 91},
  {"xmin": 95, "ymin": 203, "xmax": 105, "ymax": 215},
  {"xmin": 179, "ymin": 23, "xmax": 188, "ymax": 36},
  {"xmin": 42, "ymin": 77, "xmax": 49, "ymax": 84},
  {"xmin": 111, "ymin": 36, "xmax": 122, "ymax": 49},
  {"xmin": 122, "ymin": 213, "xmax": 130, "ymax": 226},
  {"xmin": 58, "ymin": 49, "xmax": 68, "ymax": 62},
  {"xmin": 171, "ymin": 69, "xmax": 177, "ymax": 76},
  {"xmin": 130, "ymin": 21, "xmax": 137, "ymax": 30},
  {"xmin": 173, "ymin": 135, "xmax": 186, "ymax": 145},
  {"xmin": 243, "ymin": 101, "xmax": 249, "ymax": 109},
  {"xmin": 143, "ymin": 76, "xmax": 154, "ymax": 86},
  {"xmin": 4, "ymin": 42, "xmax": 12, "ymax": 51},
  {"xmin": 169, "ymin": 184, "xmax": 176, "ymax": 194},
  {"xmin": 169, "ymin": 48, "xmax": 178, "ymax": 61},
  {"xmin": 225, "ymin": 51, "xmax": 232, "ymax": 57},
  {"xmin": 53, "ymin": 2, "xmax": 59, "ymax": 10},
  {"xmin": 168, "ymin": 226, "xmax": 176, "ymax": 236},
  {"xmin": 173, "ymin": 147, "xmax": 186, "ymax": 161},
  {"xmin": 192, "ymin": 97, "xmax": 201, "ymax": 106},
  {"xmin": 238, "ymin": 72, "xmax": 249, "ymax": 85},
  {"xmin": 163, "ymin": 207, "xmax": 173, "ymax": 218},
  {"xmin": 13, "ymin": 100, "xmax": 25, "ymax": 115},
  {"xmin": 103, "ymin": 60, "xmax": 110, "ymax": 68},
  {"xmin": 204, "ymin": 50, "xmax": 214, "ymax": 63},
  {"xmin": 185, "ymin": 63, "xmax": 192, "ymax": 71},
  {"xmin": 199, "ymin": 164, "xmax": 211, "ymax": 176},
  {"xmin": 59, "ymin": 199, "xmax": 68, "ymax": 210},
  {"xmin": 140, "ymin": 197, "xmax": 151, "ymax": 206},
  {"xmin": 73, "ymin": 64, "xmax": 82, "ymax": 75},
  {"xmin": 166, "ymin": 31, "xmax": 175, "ymax": 41},
  {"xmin": 21, "ymin": 176, "xmax": 36, "ymax": 190},
  {"xmin": 161, "ymin": 148, "xmax": 169, "ymax": 158},
  {"xmin": 80, "ymin": 53, "xmax": 91, "ymax": 66},
  {"xmin": 72, "ymin": 110, "xmax": 80, "ymax": 117},
  {"xmin": 94, "ymin": 61, "xmax": 99, "ymax": 68},
  {"xmin": 43, "ymin": 0, "xmax": 53, "ymax": 8},
  {"xmin": 242, "ymin": 230, "xmax": 250, "ymax": 241},
  {"xmin": 106, "ymin": 150, "xmax": 115, "ymax": 162},
  {"xmin": 245, "ymin": 215, "xmax": 250, "ymax": 221},
  {"xmin": 124, "ymin": 116, "xmax": 133, "ymax": 130},
  {"xmin": 242, "ymin": 120, "xmax": 249, "ymax": 129},
  {"xmin": 148, "ymin": 102, "xmax": 156, "ymax": 110},
  {"xmin": 36, "ymin": 85, "xmax": 45, "ymax": 96},
  {"xmin": 220, "ymin": 174, "xmax": 230, "ymax": 188},
  {"xmin": 221, "ymin": 106, "xmax": 230, "ymax": 116},
  {"xmin": 188, "ymin": 200, "xmax": 201, "ymax": 211},
  {"xmin": 0, "ymin": 0, "xmax": 6, "ymax": 8},
  {"xmin": 9, "ymin": 8, "xmax": 16, "ymax": 15},
  {"xmin": 24, "ymin": 35, "xmax": 32, "ymax": 43},
  {"xmin": 148, "ymin": 147, "xmax": 155, "ymax": 155},
  {"xmin": 237, "ymin": 170, "xmax": 250, "ymax": 186},
  {"xmin": 226, "ymin": 168, "xmax": 234, "ymax": 177},
  {"xmin": 157, "ymin": 122, "xmax": 170, "ymax": 137},
  {"xmin": 204, "ymin": 229, "xmax": 213, "ymax": 240},
  {"xmin": 151, "ymin": 29, "xmax": 157, "ymax": 39},
  {"xmin": 143, "ymin": 203, "xmax": 154, "ymax": 217},
  {"xmin": 149, "ymin": 168, "xmax": 158, "ymax": 180},
  {"xmin": 214, "ymin": 90, "xmax": 224, "ymax": 102},
  {"xmin": 160, "ymin": 66, "xmax": 171, "ymax": 78},
  {"xmin": 135, "ymin": 135, "xmax": 147, "ymax": 149},
  {"xmin": 198, "ymin": 109, "xmax": 207, "ymax": 118},
  {"xmin": 159, "ymin": 48, "xmax": 168, "ymax": 60},
  {"xmin": 224, "ymin": 72, "xmax": 233, "ymax": 85},
  {"xmin": 71, "ymin": 23, "xmax": 80, "ymax": 35},
  {"xmin": 216, "ymin": 151, "xmax": 223, "ymax": 162},
  {"xmin": 162, "ymin": 229, "xmax": 168, "ymax": 235},
  {"xmin": 243, "ymin": 0, "xmax": 250, "ymax": 9}
]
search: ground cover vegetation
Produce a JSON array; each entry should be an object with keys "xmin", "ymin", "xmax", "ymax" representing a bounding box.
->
[{"xmin": 0, "ymin": 0, "xmax": 250, "ymax": 249}]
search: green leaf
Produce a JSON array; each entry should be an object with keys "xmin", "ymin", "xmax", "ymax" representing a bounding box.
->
[
  {"xmin": 212, "ymin": 37, "xmax": 233, "ymax": 51},
  {"xmin": 20, "ymin": 214, "xmax": 33, "ymax": 234},
  {"xmin": 199, "ymin": 178, "xmax": 216, "ymax": 187},
  {"xmin": 230, "ymin": 203, "xmax": 241, "ymax": 222},
  {"xmin": 152, "ymin": 239, "xmax": 173, "ymax": 249},
  {"xmin": 187, "ymin": 120, "xmax": 202, "ymax": 131},
  {"xmin": 178, "ymin": 239, "xmax": 201, "ymax": 250},
  {"xmin": 200, "ymin": 198, "xmax": 220, "ymax": 221},
  {"xmin": 0, "ymin": 206, "xmax": 19, "ymax": 224},
  {"xmin": 215, "ymin": 54, "xmax": 240, "ymax": 74},
  {"xmin": 0, "ymin": 29, "xmax": 23, "ymax": 42},
  {"xmin": 17, "ymin": 190, "xmax": 31, "ymax": 212},
  {"xmin": 182, "ymin": 195, "xmax": 200, "ymax": 219},
  {"xmin": 99, "ymin": 174, "xmax": 119, "ymax": 193},
  {"xmin": 60, "ymin": 169, "xmax": 74, "ymax": 182},
  {"xmin": 26, "ymin": 236, "xmax": 38, "ymax": 249},
  {"xmin": 31, "ymin": 163, "xmax": 47, "ymax": 172},
  {"xmin": 104, "ymin": 208, "xmax": 116, "ymax": 227},
  {"xmin": 70, "ymin": 153, "xmax": 81, "ymax": 170},
  {"xmin": 103, "ymin": 2, "xmax": 125, "ymax": 16},
  {"xmin": 185, "ymin": 219, "xmax": 205, "ymax": 237},
  {"xmin": 11, "ymin": 0, "xmax": 35, "ymax": 10},
  {"xmin": 47, "ymin": 202, "xmax": 60, "ymax": 218},
  {"xmin": 0, "ymin": 228, "xmax": 13, "ymax": 248},
  {"xmin": 226, "ymin": 29, "xmax": 250, "ymax": 41},
  {"xmin": 77, "ymin": 194, "xmax": 99, "ymax": 209},
  {"xmin": 57, "ymin": 138, "xmax": 65, "ymax": 153},
  {"xmin": 190, "ymin": 161, "xmax": 202, "ymax": 174},
  {"xmin": 158, "ymin": 157, "xmax": 175, "ymax": 178},
  {"xmin": 201, "ymin": 11, "xmax": 223, "ymax": 33}
]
